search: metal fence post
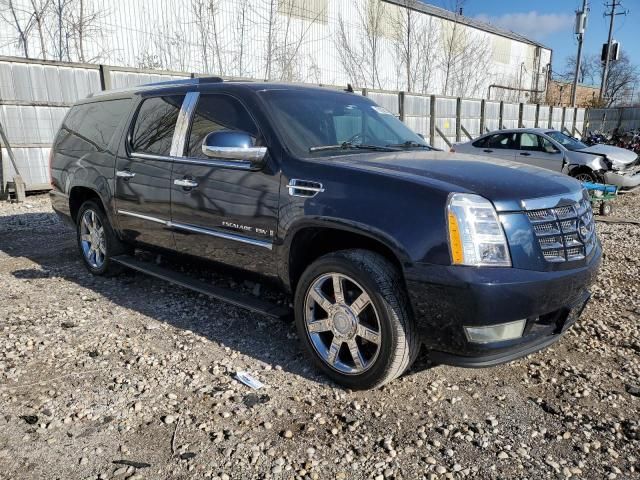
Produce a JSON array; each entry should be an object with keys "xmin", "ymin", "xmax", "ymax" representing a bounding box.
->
[
  {"xmin": 616, "ymin": 107, "xmax": 623, "ymax": 131},
  {"xmin": 534, "ymin": 103, "xmax": 540, "ymax": 128},
  {"xmin": 399, "ymin": 91, "xmax": 405, "ymax": 122},
  {"xmin": 480, "ymin": 99, "xmax": 486, "ymax": 134},
  {"xmin": 518, "ymin": 103, "xmax": 524, "ymax": 128},
  {"xmin": 455, "ymin": 97, "xmax": 462, "ymax": 142},
  {"xmin": 429, "ymin": 95, "xmax": 436, "ymax": 146},
  {"xmin": 499, "ymin": 101, "xmax": 504, "ymax": 129},
  {"xmin": 99, "ymin": 64, "xmax": 112, "ymax": 91}
]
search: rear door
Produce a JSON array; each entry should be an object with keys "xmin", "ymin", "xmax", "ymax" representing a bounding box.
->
[
  {"xmin": 518, "ymin": 132, "xmax": 564, "ymax": 171},
  {"xmin": 114, "ymin": 94, "xmax": 185, "ymax": 248},
  {"xmin": 170, "ymin": 92, "xmax": 280, "ymax": 275},
  {"xmin": 478, "ymin": 132, "xmax": 518, "ymax": 161}
]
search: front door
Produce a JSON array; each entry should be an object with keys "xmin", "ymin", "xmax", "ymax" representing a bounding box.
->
[
  {"xmin": 170, "ymin": 92, "xmax": 280, "ymax": 276},
  {"xmin": 114, "ymin": 94, "xmax": 184, "ymax": 249},
  {"xmin": 518, "ymin": 132, "xmax": 564, "ymax": 172}
]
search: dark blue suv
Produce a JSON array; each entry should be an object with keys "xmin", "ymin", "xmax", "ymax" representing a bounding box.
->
[{"xmin": 50, "ymin": 78, "xmax": 601, "ymax": 389}]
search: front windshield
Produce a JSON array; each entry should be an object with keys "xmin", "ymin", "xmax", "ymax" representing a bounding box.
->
[
  {"xmin": 259, "ymin": 89, "xmax": 431, "ymax": 156},
  {"xmin": 545, "ymin": 131, "xmax": 588, "ymax": 151}
]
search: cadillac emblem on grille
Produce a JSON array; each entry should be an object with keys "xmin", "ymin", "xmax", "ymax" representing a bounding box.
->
[
  {"xmin": 577, "ymin": 217, "xmax": 590, "ymax": 242},
  {"xmin": 526, "ymin": 198, "xmax": 596, "ymax": 263}
]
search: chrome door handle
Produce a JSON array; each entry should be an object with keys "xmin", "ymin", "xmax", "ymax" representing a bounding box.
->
[
  {"xmin": 116, "ymin": 170, "xmax": 136, "ymax": 178},
  {"xmin": 174, "ymin": 178, "xmax": 199, "ymax": 188}
]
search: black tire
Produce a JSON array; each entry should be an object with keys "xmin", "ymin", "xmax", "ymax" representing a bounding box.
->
[
  {"xmin": 76, "ymin": 200, "xmax": 130, "ymax": 276},
  {"xmin": 599, "ymin": 202, "xmax": 613, "ymax": 216},
  {"xmin": 294, "ymin": 249, "xmax": 418, "ymax": 389},
  {"xmin": 570, "ymin": 168, "xmax": 600, "ymax": 184}
]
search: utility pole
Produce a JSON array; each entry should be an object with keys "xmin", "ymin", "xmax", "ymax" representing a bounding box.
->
[
  {"xmin": 599, "ymin": 0, "xmax": 626, "ymax": 102},
  {"xmin": 571, "ymin": 0, "xmax": 588, "ymax": 107}
]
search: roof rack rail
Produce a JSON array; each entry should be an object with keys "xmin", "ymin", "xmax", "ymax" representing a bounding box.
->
[{"xmin": 142, "ymin": 76, "xmax": 224, "ymax": 87}]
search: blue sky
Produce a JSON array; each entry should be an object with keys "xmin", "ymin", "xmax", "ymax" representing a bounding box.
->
[{"xmin": 426, "ymin": 0, "xmax": 639, "ymax": 82}]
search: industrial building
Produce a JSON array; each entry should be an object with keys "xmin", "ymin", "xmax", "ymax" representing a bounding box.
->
[{"xmin": 0, "ymin": 0, "xmax": 552, "ymax": 101}]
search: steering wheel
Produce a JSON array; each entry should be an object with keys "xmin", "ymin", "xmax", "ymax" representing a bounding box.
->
[{"xmin": 346, "ymin": 132, "xmax": 373, "ymax": 145}]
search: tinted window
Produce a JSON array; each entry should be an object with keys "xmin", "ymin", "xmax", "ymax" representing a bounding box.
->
[
  {"xmin": 487, "ymin": 132, "xmax": 517, "ymax": 149},
  {"xmin": 472, "ymin": 137, "xmax": 488, "ymax": 148},
  {"xmin": 57, "ymin": 99, "xmax": 131, "ymax": 152},
  {"xmin": 131, "ymin": 95, "xmax": 184, "ymax": 156},
  {"xmin": 186, "ymin": 94, "xmax": 259, "ymax": 158},
  {"xmin": 519, "ymin": 133, "xmax": 542, "ymax": 151}
]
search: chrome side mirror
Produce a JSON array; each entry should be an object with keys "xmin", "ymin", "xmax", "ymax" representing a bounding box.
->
[{"xmin": 202, "ymin": 130, "xmax": 267, "ymax": 169}]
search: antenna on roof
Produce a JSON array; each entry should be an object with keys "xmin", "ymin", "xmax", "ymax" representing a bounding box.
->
[{"xmin": 345, "ymin": 83, "xmax": 354, "ymax": 93}]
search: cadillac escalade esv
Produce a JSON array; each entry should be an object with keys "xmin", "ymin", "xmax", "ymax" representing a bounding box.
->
[{"xmin": 50, "ymin": 78, "xmax": 601, "ymax": 389}]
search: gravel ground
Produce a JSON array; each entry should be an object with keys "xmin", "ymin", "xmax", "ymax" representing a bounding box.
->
[{"xmin": 0, "ymin": 193, "xmax": 638, "ymax": 480}]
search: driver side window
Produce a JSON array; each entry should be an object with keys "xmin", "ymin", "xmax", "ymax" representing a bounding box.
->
[
  {"xmin": 519, "ymin": 133, "xmax": 543, "ymax": 151},
  {"xmin": 186, "ymin": 94, "xmax": 259, "ymax": 159}
]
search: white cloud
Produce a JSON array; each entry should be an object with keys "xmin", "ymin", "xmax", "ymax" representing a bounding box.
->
[{"xmin": 474, "ymin": 11, "xmax": 574, "ymax": 41}]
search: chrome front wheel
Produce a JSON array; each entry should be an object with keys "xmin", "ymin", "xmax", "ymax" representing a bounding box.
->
[{"xmin": 304, "ymin": 272, "xmax": 382, "ymax": 375}]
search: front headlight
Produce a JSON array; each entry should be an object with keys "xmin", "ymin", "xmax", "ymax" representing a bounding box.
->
[{"xmin": 447, "ymin": 193, "xmax": 511, "ymax": 267}]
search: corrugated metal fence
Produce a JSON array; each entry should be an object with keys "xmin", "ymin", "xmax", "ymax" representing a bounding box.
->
[
  {"xmin": 0, "ymin": 55, "xmax": 589, "ymax": 192},
  {"xmin": 585, "ymin": 107, "xmax": 640, "ymax": 134}
]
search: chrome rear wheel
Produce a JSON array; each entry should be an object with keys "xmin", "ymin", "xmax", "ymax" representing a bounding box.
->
[{"xmin": 80, "ymin": 209, "xmax": 106, "ymax": 269}]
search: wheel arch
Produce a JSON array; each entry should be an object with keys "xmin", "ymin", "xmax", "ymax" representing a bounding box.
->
[{"xmin": 281, "ymin": 219, "xmax": 410, "ymax": 294}]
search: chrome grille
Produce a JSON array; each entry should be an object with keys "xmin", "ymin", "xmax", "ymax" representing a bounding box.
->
[{"xmin": 527, "ymin": 198, "xmax": 596, "ymax": 263}]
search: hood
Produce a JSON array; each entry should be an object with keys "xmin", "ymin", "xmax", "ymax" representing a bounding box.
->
[
  {"xmin": 581, "ymin": 144, "xmax": 638, "ymax": 166},
  {"xmin": 328, "ymin": 151, "xmax": 582, "ymax": 212}
]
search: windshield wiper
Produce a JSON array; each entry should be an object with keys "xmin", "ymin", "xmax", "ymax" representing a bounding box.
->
[
  {"xmin": 386, "ymin": 140, "xmax": 433, "ymax": 149},
  {"xmin": 309, "ymin": 142, "xmax": 398, "ymax": 152}
]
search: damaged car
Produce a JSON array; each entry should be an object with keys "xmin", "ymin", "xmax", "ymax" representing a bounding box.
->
[{"xmin": 453, "ymin": 128, "xmax": 640, "ymax": 191}]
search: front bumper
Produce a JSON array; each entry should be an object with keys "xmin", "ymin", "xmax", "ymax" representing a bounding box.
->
[
  {"xmin": 405, "ymin": 244, "xmax": 601, "ymax": 367},
  {"xmin": 604, "ymin": 170, "xmax": 640, "ymax": 190}
]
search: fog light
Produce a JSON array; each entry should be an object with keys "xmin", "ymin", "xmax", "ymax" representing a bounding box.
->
[{"xmin": 464, "ymin": 320, "xmax": 526, "ymax": 344}]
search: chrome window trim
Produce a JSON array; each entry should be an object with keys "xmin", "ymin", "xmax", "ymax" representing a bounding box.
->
[
  {"xmin": 129, "ymin": 152, "xmax": 253, "ymax": 170},
  {"xmin": 116, "ymin": 210, "xmax": 272, "ymax": 250},
  {"xmin": 175, "ymin": 157, "xmax": 255, "ymax": 170},
  {"xmin": 130, "ymin": 152, "xmax": 174, "ymax": 163},
  {"xmin": 170, "ymin": 92, "xmax": 200, "ymax": 157}
]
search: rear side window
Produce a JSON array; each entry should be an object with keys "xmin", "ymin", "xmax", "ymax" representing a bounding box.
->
[
  {"xmin": 57, "ymin": 99, "xmax": 131, "ymax": 152},
  {"xmin": 487, "ymin": 132, "xmax": 517, "ymax": 149},
  {"xmin": 131, "ymin": 95, "xmax": 184, "ymax": 156},
  {"xmin": 472, "ymin": 137, "xmax": 488, "ymax": 148},
  {"xmin": 186, "ymin": 94, "xmax": 259, "ymax": 158}
]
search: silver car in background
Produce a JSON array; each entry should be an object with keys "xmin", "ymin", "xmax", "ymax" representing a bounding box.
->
[{"xmin": 452, "ymin": 128, "xmax": 640, "ymax": 191}]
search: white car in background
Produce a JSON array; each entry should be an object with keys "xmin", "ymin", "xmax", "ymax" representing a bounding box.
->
[{"xmin": 452, "ymin": 128, "xmax": 640, "ymax": 191}]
